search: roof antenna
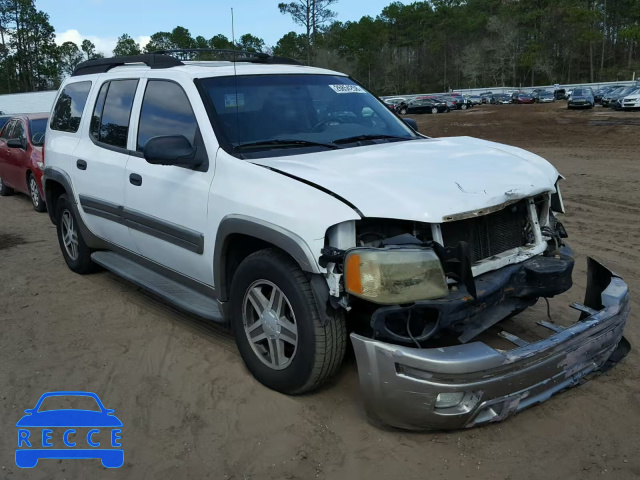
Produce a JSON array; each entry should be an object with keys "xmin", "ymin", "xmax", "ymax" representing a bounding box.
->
[{"xmin": 231, "ymin": 7, "xmax": 241, "ymax": 146}]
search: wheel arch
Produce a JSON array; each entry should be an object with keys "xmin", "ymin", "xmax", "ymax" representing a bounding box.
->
[
  {"xmin": 42, "ymin": 167, "xmax": 74, "ymax": 225},
  {"xmin": 214, "ymin": 215, "xmax": 321, "ymax": 302}
]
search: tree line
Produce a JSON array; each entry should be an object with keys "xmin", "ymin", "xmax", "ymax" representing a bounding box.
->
[{"xmin": 0, "ymin": 0, "xmax": 639, "ymax": 96}]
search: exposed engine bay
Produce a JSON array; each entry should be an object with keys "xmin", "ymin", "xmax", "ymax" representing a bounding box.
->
[{"xmin": 321, "ymin": 193, "xmax": 571, "ymax": 348}]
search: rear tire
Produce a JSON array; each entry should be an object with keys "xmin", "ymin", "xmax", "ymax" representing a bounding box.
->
[
  {"xmin": 28, "ymin": 173, "xmax": 46, "ymax": 212},
  {"xmin": 0, "ymin": 175, "xmax": 14, "ymax": 196},
  {"xmin": 229, "ymin": 248, "xmax": 347, "ymax": 394},
  {"xmin": 461, "ymin": 104, "xmax": 468, "ymax": 110},
  {"xmin": 55, "ymin": 194, "xmax": 95, "ymax": 274}
]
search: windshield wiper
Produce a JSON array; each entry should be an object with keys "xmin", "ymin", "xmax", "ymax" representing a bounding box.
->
[
  {"xmin": 332, "ymin": 134, "xmax": 412, "ymax": 144},
  {"xmin": 235, "ymin": 139, "xmax": 341, "ymax": 150}
]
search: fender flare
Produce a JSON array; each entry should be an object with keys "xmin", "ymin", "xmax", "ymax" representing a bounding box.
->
[
  {"xmin": 213, "ymin": 214, "xmax": 321, "ymax": 302},
  {"xmin": 42, "ymin": 166, "xmax": 105, "ymax": 249}
]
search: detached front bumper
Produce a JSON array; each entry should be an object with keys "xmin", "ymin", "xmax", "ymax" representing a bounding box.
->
[{"xmin": 350, "ymin": 258, "xmax": 630, "ymax": 430}]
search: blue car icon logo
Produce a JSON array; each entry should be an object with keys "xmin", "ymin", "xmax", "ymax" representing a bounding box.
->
[{"xmin": 15, "ymin": 391, "xmax": 123, "ymax": 468}]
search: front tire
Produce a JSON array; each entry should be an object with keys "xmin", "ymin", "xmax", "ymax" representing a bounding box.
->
[
  {"xmin": 399, "ymin": 107, "xmax": 407, "ymax": 115},
  {"xmin": 0, "ymin": 175, "xmax": 14, "ymax": 196},
  {"xmin": 431, "ymin": 107, "xmax": 438, "ymax": 114},
  {"xmin": 55, "ymin": 194, "xmax": 95, "ymax": 274},
  {"xmin": 230, "ymin": 248, "xmax": 346, "ymax": 394},
  {"xmin": 28, "ymin": 173, "xmax": 46, "ymax": 212},
  {"xmin": 460, "ymin": 103, "xmax": 468, "ymax": 110}
]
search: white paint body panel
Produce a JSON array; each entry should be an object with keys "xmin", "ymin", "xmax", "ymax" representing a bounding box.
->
[{"xmin": 251, "ymin": 136, "xmax": 559, "ymax": 223}]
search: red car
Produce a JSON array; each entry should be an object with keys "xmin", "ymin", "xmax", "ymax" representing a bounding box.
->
[{"xmin": 0, "ymin": 113, "xmax": 48, "ymax": 212}]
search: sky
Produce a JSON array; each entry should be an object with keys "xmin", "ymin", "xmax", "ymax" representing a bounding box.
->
[{"xmin": 38, "ymin": 0, "xmax": 395, "ymax": 56}]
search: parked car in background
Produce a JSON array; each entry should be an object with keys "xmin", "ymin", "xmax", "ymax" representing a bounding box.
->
[
  {"xmin": 445, "ymin": 95, "xmax": 472, "ymax": 110},
  {"xmin": 468, "ymin": 95, "xmax": 483, "ymax": 106},
  {"xmin": 620, "ymin": 88, "xmax": 640, "ymax": 110},
  {"xmin": 594, "ymin": 86, "xmax": 623, "ymax": 104},
  {"xmin": 0, "ymin": 113, "xmax": 48, "ymax": 211},
  {"xmin": 405, "ymin": 98, "xmax": 449, "ymax": 114},
  {"xmin": 383, "ymin": 98, "xmax": 408, "ymax": 114},
  {"xmin": 601, "ymin": 87, "xmax": 627, "ymax": 107},
  {"xmin": 554, "ymin": 88, "xmax": 566, "ymax": 100},
  {"xmin": 479, "ymin": 91, "xmax": 493, "ymax": 103},
  {"xmin": 512, "ymin": 92, "xmax": 535, "ymax": 104},
  {"xmin": 567, "ymin": 88, "xmax": 594, "ymax": 109},
  {"xmin": 491, "ymin": 94, "xmax": 512, "ymax": 104},
  {"xmin": 533, "ymin": 90, "xmax": 555, "ymax": 103},
  {"xmin": 606, "ymin": 86, "xmax": 637, "ymax": 109}
]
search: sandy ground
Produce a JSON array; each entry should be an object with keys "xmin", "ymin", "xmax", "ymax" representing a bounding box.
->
[{"xmin": 1, "ymin": 102, "xmax": 640, "ymax": 479}]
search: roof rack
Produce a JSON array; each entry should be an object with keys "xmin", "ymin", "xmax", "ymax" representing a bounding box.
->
[
  {"xmin": 151, "ymin": 48, "xmax": 302, "ymax": 65},
  {"xmin": 72, "ymin": 54, "xmax": 184, "ymax": 76},
  {"xmin": 71, "ymin": 50, "xmax": 303, "ymax": 77}
]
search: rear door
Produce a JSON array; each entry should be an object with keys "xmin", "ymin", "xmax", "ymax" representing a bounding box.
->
[
  {"xmin": 124, "ymin": 77, "xmax": 216, "ymax": 284},
  {"xmin": 72, "ymin": 77, "xmax": 140, "ymax": 252}
]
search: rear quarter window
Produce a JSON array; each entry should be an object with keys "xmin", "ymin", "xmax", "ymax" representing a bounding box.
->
[{"xmin": 50, "ymin": 81, "xmax": 92, "ymax": 133}]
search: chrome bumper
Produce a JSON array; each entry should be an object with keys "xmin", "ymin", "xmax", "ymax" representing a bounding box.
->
[{"xmin": 350, "ymin": 258, "xmax": 630, "ymax": 431}]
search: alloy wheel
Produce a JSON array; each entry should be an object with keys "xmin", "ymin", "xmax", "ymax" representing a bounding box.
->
[
  {"xmin": 29, "ymin": 177, "xmax": 40, "ymax": 207},
  {"xmin": 61, "ymin": 210, "xmax": 79, "ymax": 260},
  {"xmin": 242, "ymin": 280, "xmax": 298, "ymax": 370}
]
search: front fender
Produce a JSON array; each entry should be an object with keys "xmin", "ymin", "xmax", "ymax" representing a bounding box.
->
[{"xmin": 213, "ymin": 214, "xmax": 321, "ymax": 302}]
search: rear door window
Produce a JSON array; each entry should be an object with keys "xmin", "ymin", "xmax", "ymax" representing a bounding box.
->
[
  {"xmin": 50, "ymin": 81, "xmax": 92, "ymax": 133},
  {"xmin": 91, "ymin": 79, "xmax": 138, "ymax": 149}
]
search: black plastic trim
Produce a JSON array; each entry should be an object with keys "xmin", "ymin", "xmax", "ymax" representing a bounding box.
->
[
  {"xmin": 213, "ymin": 214, "xmax": 320, "ymax": 301},
  {"xmin": 72, "ymin": 54, "xmax": 184, "ymax": 76},
  {"xmin": 78, "ymin": 195, "xmax": 205, "ymax": 254}
]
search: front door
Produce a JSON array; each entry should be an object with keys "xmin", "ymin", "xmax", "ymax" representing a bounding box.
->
[{"xmin": 124, "ymin": 78, "xmax": 215, "ymax": 285}]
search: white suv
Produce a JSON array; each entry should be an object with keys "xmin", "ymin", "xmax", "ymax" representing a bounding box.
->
[{"xmin": 43, "ymin": 52, "xmax": 630, "ymax": 430}]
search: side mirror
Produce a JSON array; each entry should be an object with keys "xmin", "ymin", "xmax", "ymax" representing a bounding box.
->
[
  {"xmin": 403, "ymin": 118, "xmax": 418, "ymax": 132},
  {"xmin": 7, "ymin": 138, "xmax": 24, "ymax": 149},
  {"xmin": 143, "ymin": 135, "xmax": 201, "ymax": 168}
]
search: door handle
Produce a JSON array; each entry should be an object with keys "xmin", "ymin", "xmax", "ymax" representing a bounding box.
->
[
  {"xmin": 129, "ymin": 173, "xmax": 142, "ymax": 186},
  {"xmin": 76, "ymin": 159, "xmax": 87, "ymax": 170}
]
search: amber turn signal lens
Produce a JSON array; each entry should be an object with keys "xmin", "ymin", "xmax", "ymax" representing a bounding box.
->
[{"xmin": 345, "ymin": 253, "xmax": 363, "ymax": 295}]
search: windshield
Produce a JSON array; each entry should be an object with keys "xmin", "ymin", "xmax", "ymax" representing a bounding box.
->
[
  {"xmin": 29, "ymin": 118, "xmax": 47, "ymax": 146},
  {"xmin": 200, "ymin": 74, "xmax": 417, "ymax": 157},
  {"xmin": 573, "ymin": 88, "xmax": 591, "ymax": 96}
]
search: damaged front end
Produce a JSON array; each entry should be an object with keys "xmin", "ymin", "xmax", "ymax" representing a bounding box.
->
[
  {"xmin": 321, "ymin": 189, "xmax": 631, "ymax": 430},
  {"xmin": 350, "ymin": 258, "xmax": 629, "ymax": 430}
]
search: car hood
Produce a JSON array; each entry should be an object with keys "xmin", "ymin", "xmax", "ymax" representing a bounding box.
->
[
  {"xmin": 251, "ymin": 137, "xmax": 559, "ymax": 223},
  {"xmin": 16, "ymin": 410, "xmax": 123, "ymax": 427}
]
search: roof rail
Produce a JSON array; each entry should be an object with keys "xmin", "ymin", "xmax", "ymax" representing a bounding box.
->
[
  {"xmin": 151, "ymin": 48, "xmax": 303, "ymax": 65},
  {"xmin": 71, "ymin": 54, "xmax": 184, "ymax": 76}
]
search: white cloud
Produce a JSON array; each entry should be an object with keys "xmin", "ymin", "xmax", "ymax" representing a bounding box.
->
[{"xmin": 55, "ymin": 29, "xmax": 150, "ymax": 57}]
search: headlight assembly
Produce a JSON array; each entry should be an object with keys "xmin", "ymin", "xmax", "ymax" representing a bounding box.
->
[{"xmin": 344, "ymin": 248, "xmax": 448, "ymax": 305}]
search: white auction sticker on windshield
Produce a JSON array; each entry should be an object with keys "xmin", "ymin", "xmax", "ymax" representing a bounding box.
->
[
  {"xmin": 225, "ymin": 93, "xmax": 245, "ymax": 108},
  {"xmin": 329, "ymin": 84, "xmax": 366, "ymax": 94}
]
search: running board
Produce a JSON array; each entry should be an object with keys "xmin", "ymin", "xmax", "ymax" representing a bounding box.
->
[{"xmin": 91, "ymin": 251, "xmax": 225, "ymax": 323}]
